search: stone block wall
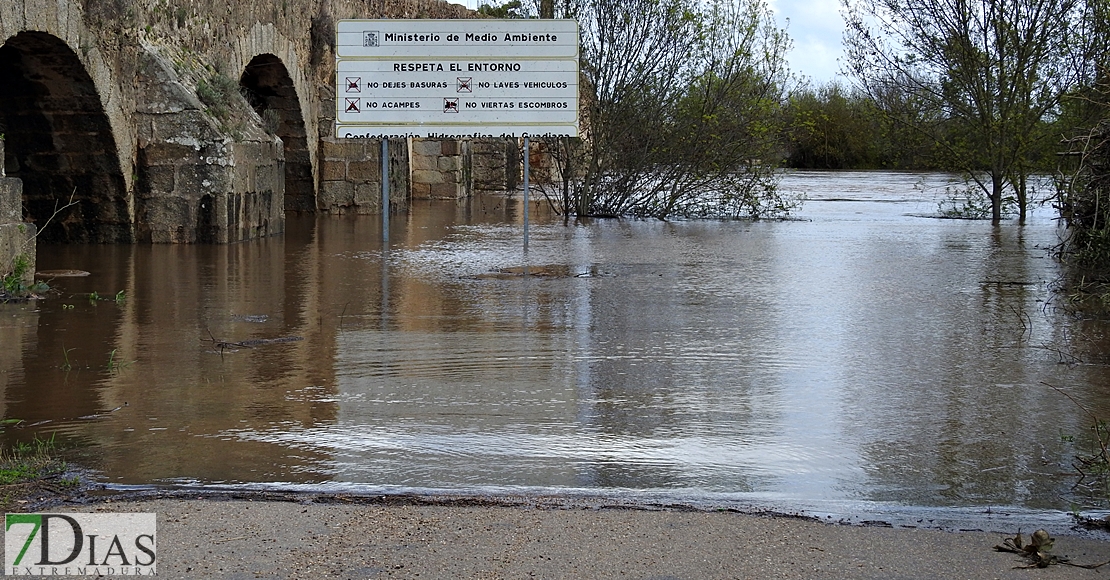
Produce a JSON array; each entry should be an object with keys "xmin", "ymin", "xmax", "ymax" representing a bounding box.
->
[
  {"xmin": 468, "ymin": 138, "xmax": 521, "ymax": 192},
  {"xmin": 2, "ymin": 0, "xmax": 500, "ymax": 244},
  {"xmin": 411, "ymin": 139, "xmax": 466, "ymax": 199},
  {"xmin": 319, "ymin": 138, "xmax": 409, "ymax": 214},
  {"xmin": 407, "ymin": 137, "xmax": 525, "ymax": 199},
  {"xmin": 0, "ymin": 138, "xmax": 35, "ymax": 284}
]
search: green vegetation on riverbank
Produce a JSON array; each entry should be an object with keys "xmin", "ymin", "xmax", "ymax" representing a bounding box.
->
[
  {"xmin": 1, "ymin": 254, "xmax": 48, "ymax": 301},
  {"xmin": 781, "ymin": 83, "xmax": 942, "ymax": 171},
  {"xmin": 0, "ymin": 433, "xmax": 78, "ymax": 511},
  {"xmin": 0, "ymin": 436, "xmax": 63, "ymax": 483}
]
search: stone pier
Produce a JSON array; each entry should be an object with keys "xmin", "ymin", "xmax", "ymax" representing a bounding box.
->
[{"xmin": 0, "ymin": 138, "xmax": 35, "ymax": 286}]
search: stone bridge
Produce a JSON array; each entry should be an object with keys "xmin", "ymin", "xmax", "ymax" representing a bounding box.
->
[{"xmin": 0, "ymin": 0, "xmax": 518, "ymax": 253}]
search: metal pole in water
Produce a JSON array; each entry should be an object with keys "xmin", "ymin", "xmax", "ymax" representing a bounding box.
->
[
  {"xmin": 381, "ymin": 138, "xmax": 390, "ymax": 243},
  {"xmin": 381, "ymin": 245, "xmax": 390, "ymax": 330},
  {"xmin": 523, "ymin": 135, "xmax": 530, "ymax": 252}
]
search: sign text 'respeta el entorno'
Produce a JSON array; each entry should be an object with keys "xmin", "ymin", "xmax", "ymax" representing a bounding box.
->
[{"xmin": 335, "ymin": 20, "xmax": 579, "ymax": 139}]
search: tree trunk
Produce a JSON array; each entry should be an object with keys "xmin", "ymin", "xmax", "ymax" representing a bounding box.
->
[
  {"xmin": 991, "ymin": 173, "xmax": 1004, "ymax": 224},
  {"xmin": 1016, "ymin": 173, "xmax": 1027, "ymax": 224},
  {"xmin": 561, "ymin": 139, "xmax": 572, "ymax": 224}
]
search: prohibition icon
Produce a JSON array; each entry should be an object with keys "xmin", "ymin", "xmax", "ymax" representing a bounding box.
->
[
  {"xmin": 345, "ymin": 98, "xmax": 361, "ymax": 113},
  {"xmin": 444, "ymin": 98, "xmax": 460, "ymax": 113},
  {"xmin": 346, "ymin": 77, "xmax": 361, "ymax": 92},
  {"xmin": 457, "ymin": 77, "xmax": 472, "ymax": 93}
]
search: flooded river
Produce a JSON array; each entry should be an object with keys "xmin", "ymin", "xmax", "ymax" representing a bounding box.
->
[{"xmin": 3, "ymin": 170, "xmax": 1110, "ymax": 531}]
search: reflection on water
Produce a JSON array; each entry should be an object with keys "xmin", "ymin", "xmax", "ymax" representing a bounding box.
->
[{"xmin": 3, "ymin": 170, "xmax": 1108, "ymax": 528}]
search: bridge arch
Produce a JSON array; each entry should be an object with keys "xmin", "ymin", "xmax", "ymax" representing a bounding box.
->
[
  {"xmin": 234, "ymin": 24, "xmax": 319, "ymax": 213},
  {"xmin": 0, "ymin": 31, "xmax": 132, "ymax": 242},
  {"xmin": 240, "ymin": 54, "xmax": 315, "ymax": 213}
]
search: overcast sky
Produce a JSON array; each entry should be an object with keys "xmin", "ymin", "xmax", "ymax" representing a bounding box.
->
[
  {"xmin": 769, "ymin": 0, "xmax": 849, "ymax": 86},
  {"xmin": 451, "ymin": 0, "xmax": 851, "ymax": 86}
]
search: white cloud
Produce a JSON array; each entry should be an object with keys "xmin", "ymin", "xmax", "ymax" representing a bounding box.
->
[{"xmin": 768, "ymin": 0, "xmax": 848, "ymax": 84}]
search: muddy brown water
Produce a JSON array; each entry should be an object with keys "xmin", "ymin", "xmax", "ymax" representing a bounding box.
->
[{"xmin": 2, "ymin": 170, "xmax": 1109, "ymax": 531}]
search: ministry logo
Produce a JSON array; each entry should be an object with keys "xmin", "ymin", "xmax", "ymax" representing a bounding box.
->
[{"xmin": 5, "ymin": 513, "xmax": 156, "ymax": 576}]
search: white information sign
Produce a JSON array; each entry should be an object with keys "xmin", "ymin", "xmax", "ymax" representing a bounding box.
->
[{"xmin": 336, "ymin": 19, "xmax": 579, "ymax": 139}]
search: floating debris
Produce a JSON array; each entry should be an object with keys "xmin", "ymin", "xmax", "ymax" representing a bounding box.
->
[
  {"xmin": 35, "ymin": 270, "xmax": 90, "ymax": 277},
  {"xmin": 202, "ymin": 329, "xmax": 304, "ymax": 354},
  {"xmin": 231, "ymin": 314, "xmax": 270, "ymax": 323},
  {"xmin": 994, "ymin": 529, "xmax": 1110, "ymax": 569},
  {"xmin": 76, "ymin": 403, "xmax": 130, "ymax": 420},
  {"xmin": 468, "ymin": 265, "xmax": 610, "ymax": 279},
  {"xmin": 25, "ymin": 403, "xmax": 129, "ymax": 427},
  {"xmin": 0, "ymin": 290, "xmax": 42, "ymax": 302},
  {"xmin": 234, "ymin": 336, "xmax": 303, "ymax": 346}
]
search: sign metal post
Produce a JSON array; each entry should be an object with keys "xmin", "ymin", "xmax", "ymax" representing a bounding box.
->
[
  {"xmin": 381, "ymin": 138, "xmax": 389, "ymax": 242},
  {"xmin": 523, "ymin": 136, "xmax": 530, "ymax": 252}
]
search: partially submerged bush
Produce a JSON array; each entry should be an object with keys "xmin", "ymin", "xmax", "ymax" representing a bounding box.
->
[
  {"xmin": 537, "ymin": 0, "xmax": 796, "ymax": 220},
  {"xmin": 1055, "ymin": 114, "xmax": 1110, "ymax": 314},
  {"xmin": 1, "ymin": 254, "xmax": 47, "ymax": 301}
]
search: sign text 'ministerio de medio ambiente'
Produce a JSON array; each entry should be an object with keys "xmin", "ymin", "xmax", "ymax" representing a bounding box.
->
[{"xmin": 382, "ymin": 32, "xmax": 560, "ymax": 43}]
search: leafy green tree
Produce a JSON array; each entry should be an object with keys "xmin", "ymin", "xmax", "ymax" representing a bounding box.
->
[
  {"xmin": 1055, "ymin": 0, "xmax": 1110, "ymax": 272},
  {"xmin": 782, "ymin": 81, "xmax": 952, "ymax": 170},
  {"xmin": 843, "ymin": 0, "xmax": 1088, "ymax": 223},
  {"xmin": 1055, "ymin": 0, "xmax": 1110, "ymax": 136},
  {"xmin": 783, "ymin": 83, "xmax": 882, "ymax": 169}
]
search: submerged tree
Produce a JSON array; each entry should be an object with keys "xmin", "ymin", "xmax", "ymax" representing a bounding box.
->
[
  {"xmin": 1055, "ymin": 0, "xmax": 1110, "ymax": 273},
  {"xmin": 1058, "ymin": 113, "xmax": 1110, "ymax": 270},
  {"xmin": 537, "ymin": 0, "xmax": 795, "ymax": 220},
  {"xmin": 843, "ymin": 0, "xmax": 1088, "ymax": 223}
]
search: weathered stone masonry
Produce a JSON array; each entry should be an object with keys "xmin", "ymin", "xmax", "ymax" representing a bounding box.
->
[
  {"xmin": 319, "ymin": 138, "xmax": 408, "ymax": 213},
  {"xmin": 0, "ymin": 0, "xmax": 534, "ymax": 282},
  {"xmin": 0, "ymin": 137, "xmax": 35, "ymax": 285},
  {"xmin": 0, "ymin": 0, "xmax": 473, "ymax": 247}
]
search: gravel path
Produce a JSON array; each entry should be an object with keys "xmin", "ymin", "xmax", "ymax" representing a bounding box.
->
[{"xmin": 49, "ymin": 496, "xmax": 1110, "ymax": 579}]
